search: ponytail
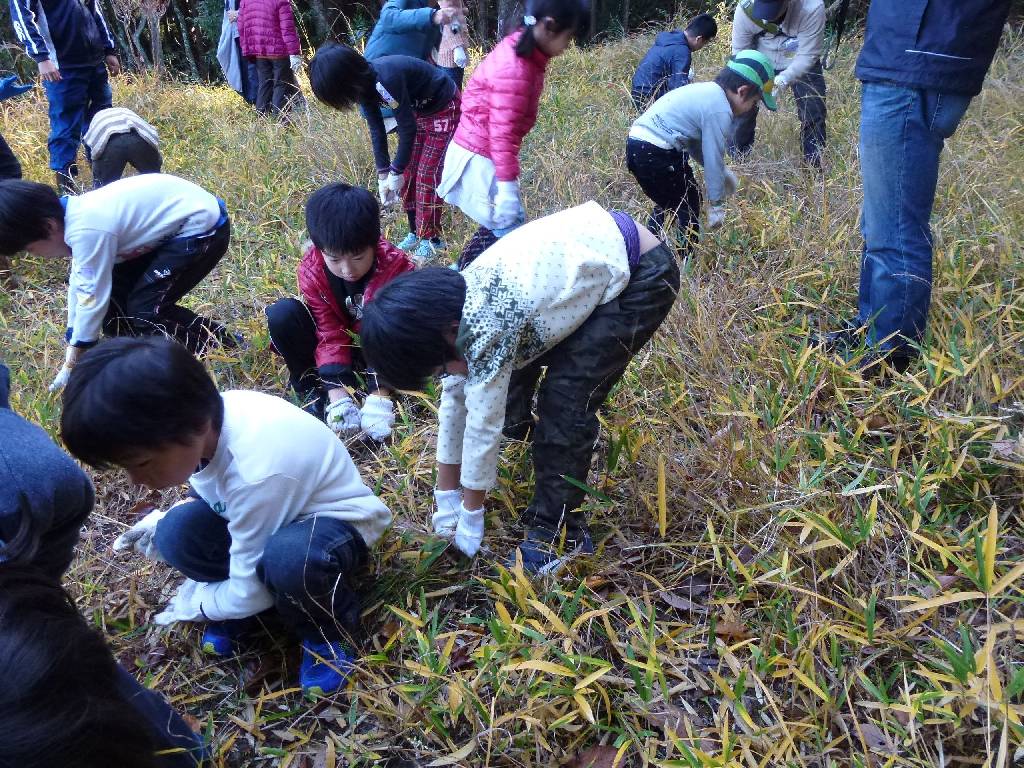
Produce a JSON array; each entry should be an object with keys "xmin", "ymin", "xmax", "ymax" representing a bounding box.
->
[{"xmin": 514, "ymin": 0, "xmax": 589, "ymax": 58}]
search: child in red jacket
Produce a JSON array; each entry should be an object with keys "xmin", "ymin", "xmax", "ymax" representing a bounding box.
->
[
  {"xmin": 437, "ymin": 0, "xmax": 588, "ymax": 269},
  {"xmin": 266, "ymin": 183, "xmax": 415, "ymax": 440},
  {"xmin": 237, "ymin": 0, "xmax": 302, "ymax": 118}
]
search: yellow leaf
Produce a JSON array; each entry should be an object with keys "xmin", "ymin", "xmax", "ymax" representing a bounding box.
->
[
  {"xmin": 574, "ymin": 693, "xmax": 595, "ymax": 723},
  {"xmin": 657, "ymin": 455, "xmax": 667, "ymax": 538},
  {"xmin": 983, "ymin": 503, "xmax": 999, "ymax": 592},
  {"xmin": 325, "ymin": 737, "xmax": 336, "ymax": 768},
  {"xmin": 495, "ymin": 600, "xmax": 514, "ymax": 626},
  {"xmin": 527, "ymin": 599, "xmax": 571, "ymax": 636},
  {"xmin": 387, "ymin": 605, "xmax": 425, "ymax": 628},
  {"xmin": 575, "ymin": 665, "xmax": 612, "ymax": 691},
  {"xmin": 426, "ymin": 738, "xmax": 476, "ymax": 767},
  {"xmin": 990, "ymin": 560, "xmax": 1024, "ymax": 597},
  {"xmin": 899, "ymin": 591, "xmax": 986, "ymax": 612},
  {"xmin": 789, "ymin": 666, "xmax": 829, "ymax": 702},
  {"xmin": 501, "ymin": 659, "xmax": 575, "ymax": 677}
]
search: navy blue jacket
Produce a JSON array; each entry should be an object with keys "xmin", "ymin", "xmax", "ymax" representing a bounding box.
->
[
  {"xmin": 856, "ymin": 0, "xmax": 1011, "ymax": 97},
  {"xmin": 9, "ymin": 0, "xmax": 116, "ymax": 68},
  {"xmin": 0, "ymin": 364, "xmax": 95, "ymax": 579},
  {"xmin": 631, "ymin": 31, "xmax": 692, "ymax": 105}
]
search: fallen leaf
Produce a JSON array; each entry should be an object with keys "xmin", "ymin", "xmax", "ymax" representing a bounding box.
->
[
  {"xmin": 585, "ymin": 575, "xmax": 611, "ymax": 590},
  {"xmin": 857, "ymin": 722, "xmax": 898, "ymax": 756},
  {"xmin": 568, "ymin": 744, "xmax": 620, "ymax": 768},
  {"xmin": 660, "ymin": 590, "xmax": 707, "ymax": 613},
  {"xmin": 736, "ymin": 545, "xmax": 756, "ymax": 564},
  {"xmin": 922, "ymin": 572, "xmax": 960, "ymax": 598},
  {"xmin": 991, "ymin": 438, "xmax": 1023, "ymax": 460},
  {"xmin": 181, "ymin": 712, "xmax": 202, "ymax": 734},
  {"xmin": 714, "ymin": 618, "xmax": 752, "ymax": 641},
  {"xmin": 865, "ymin": 414, "xmax": 889, "ymax": 431}
]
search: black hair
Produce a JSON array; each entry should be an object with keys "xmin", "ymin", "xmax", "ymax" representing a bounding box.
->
[
  {"xmin": 359, "ymin": 267, "xmax": 466, "ymax": 392},
  {"xmin": 686, "ymin": 13, "xmax": 717, "ymax": 40},
  {"xmin": 306, "ymin": 182, "xmax": 380, "ymax": 255},
  {"xmin": 60, "ymin": 336, "xmax": 224, "ymax": 469},
  {"xmin": 0, "ymin": 180, "xmax": 65, "ymax": 256},
  {"xmin": 0, "ymin": 567, "xmax": 159, "ymax": 768},
  {"xmin": 308, "ymin": 42, "xmax": 377, "ymax": 111},
  {"xmin": 715, "ymin": 67, "xmax": 760, "ymax": 97},
  {"xmin": 515, "ymin": 0, "xmax": 590, "ymax": 57}
]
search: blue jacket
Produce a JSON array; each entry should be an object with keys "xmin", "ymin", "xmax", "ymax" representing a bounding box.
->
[
  {"xmin": 856, "ymin": 0, "xmax": 1011, "ymax": 97},
  {"xmin": 631, "ymin": 31, "xmax": 692, "ymax": 104},
  {"xmin": 364, "ymin": 0, "xmax": 441, "ymax": 62},
  {"xmin": 9, "ymin": 0, "xmax": 116, "ymax": 68}
]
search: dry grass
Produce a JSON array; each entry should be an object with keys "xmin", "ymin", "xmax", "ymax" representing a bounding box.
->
[{"xmin": 2, "ymin": 11, "xmax": 1024, "ymax": 767}]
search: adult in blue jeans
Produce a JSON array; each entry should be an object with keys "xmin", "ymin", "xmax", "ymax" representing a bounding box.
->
[{"xmin": 825, "ymin": 0, "xmax": 1011, "ymax": 373}]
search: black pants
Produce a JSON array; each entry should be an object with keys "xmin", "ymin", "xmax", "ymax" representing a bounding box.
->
[
  {"xmin": 0, "ymin": 132, "xmax": 21, "ymax": 179},
  {"xmin": 153, "ymin": 498, "xmax": 369, "ymax": 642},
  {"xmin": 103, "ymin": 218, "xmax": 231, "ymax": 354},
  {"xmin": 115, "ymin": 667, "xmax": 208, "ymax": 766},
  {"xmin": 91, "ymin": 131, "xmax": 162, "ymax": 187},
  {"xmin": 626, "ymin": 138, "xmax": 701, "ymax": 255},
  {"xmin": 514, "ymin": 242, "xmax": 679, "ymax": 536},
  {"xmin": 731, "ymin": 60, "xmax": 827, "ymax": 166},
  {"xmin": 255, "ymin": 57, "xmax": 299, "ymax": 117},
  {"xmin": 237, "ymin": 43, "xmax": 259, "ymax": 105}
]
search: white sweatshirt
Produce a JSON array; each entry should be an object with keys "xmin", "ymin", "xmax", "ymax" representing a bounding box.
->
[
  {"xmin": 731, "ymin": 0, "xmax": 825, "ymax": 84},
  {"xmin": 185, "ymin": 390, "xmax": 392, "ymax": 621},
  {"xmin": 436, "ymin": 202, "xmax": 631, "ymax": 491},
  {"xmin": 64, "ymin": 174, "xmax": 222, "ymax": 345},
  {"xmin": 629, "ymin": 82, "xmax": 734, "ymax": 203},
  {"xmin": 83, "ymin": 107, "xmax": 160, "ymax": 157}
]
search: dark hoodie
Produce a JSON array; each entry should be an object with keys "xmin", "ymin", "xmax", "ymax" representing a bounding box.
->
[
  {"xmin": 0, "ymin": 363, "xmax": 94, "ymax": 578},
  {"xmin": 631, "ymin": 30, "xmax": 693, "ymax": 108}
]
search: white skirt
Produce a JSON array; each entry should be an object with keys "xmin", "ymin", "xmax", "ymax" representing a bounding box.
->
[{"xmin": 437, "ymin": 141, "xmax": 500, "ymax": 230}]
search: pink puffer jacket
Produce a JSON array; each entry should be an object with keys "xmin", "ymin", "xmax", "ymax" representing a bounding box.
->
[
  {"xmin": 451, "ymin": 30, "xmax": 550, "ymax": 181},
  {"xmin": 238, "ymin": 0, "xmax": 299, "ymax": 58}
]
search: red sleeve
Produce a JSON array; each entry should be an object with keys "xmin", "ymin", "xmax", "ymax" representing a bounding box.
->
[
  {"xmin": 277, "ymin": 0, "xmax": 300, "ymax": 55},
  {"xmin": 297, "ymin": 249, "xmax": 354, "ymax": 369}
]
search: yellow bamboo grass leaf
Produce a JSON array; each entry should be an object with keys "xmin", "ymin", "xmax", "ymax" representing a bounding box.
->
[
  {"xmin": 657, "ymin": 454, "xmax": 667, "ymax": 537},
  {"xmin": 989, "ymin": 560, "xmax": 1024, "ymax": 597},
  {"xmin": 899, "ymin": 591, "xmax": 986, "ymax": 612},
  {"xmin": 426, "ymin": 738, "xmax": 476, "ymax": 766},
  {"xmin": 788, "ymin": 666, "xmax": 829, "ymax": 703},
  {"xmin": 575, "ymin": 666, "xmax": 613, "ymax": 691},
  {"xmin": 495, "ymin": 600, "xmax": 515, "ymax": 627},
  {"xmin": 501, "ymin": 659, "xmax": 576, "ymax": 677},
  {"xmin": 527, "ymin": 598, "xmax": 571, "ymax": 636},
  {"xmin": 574, "ymin": 693, "xmax": 595, "ymax": 723},
  {"xmin": 387, "ymin": 605, "xmax": 425, "ymax": 628},
  {"xmin": 983, "ymin": 503, "xmax": 999, "ymax": 591},
  {"xmin": 324, "ymin": 737, "xmax": 336, "ymax": 768}
]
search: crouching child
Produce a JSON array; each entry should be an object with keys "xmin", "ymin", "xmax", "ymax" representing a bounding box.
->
[
  {"xmin": 83, "ymin": 107, "xmax": 163, "ymax": 188},
  {"xmin": 60, "ymin": 337, "xmax": 393, "ymax": 697},
  {"xmin": 265, "ymin": 182, "xmax": 415, "ymax": 440},
  {"xmin": 359, "ymin": 202, "xmax": 679, "ymax": 575}
]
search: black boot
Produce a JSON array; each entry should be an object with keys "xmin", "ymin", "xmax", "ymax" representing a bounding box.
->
[{"xmin": 54, "ymin": 164, "xmax": 78, "ymax": 195}]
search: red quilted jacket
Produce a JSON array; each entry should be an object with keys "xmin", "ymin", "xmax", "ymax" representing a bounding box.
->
[
  {"xmin": 451, "ymin": 30, "xmax": 550, "ymax": 182},
  {"xmin": 297, "ymin": 238, "xmax": 415, "ymax": 369},
  {"xmin": 237, "ymin": 0, "xmax": 299, "ymax": 58}
]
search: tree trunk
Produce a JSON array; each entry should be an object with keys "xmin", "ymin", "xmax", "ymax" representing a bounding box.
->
[
  {"xmin": 147, "ymin": 13, "xmax": 163, "ymax": 70},
  {"xmin": 170, "ymin": 0, "xmax": 199, "ymax": 79},
  {"xmin": 133, "ymin": 20, "xmax": 153, "ymax": 67},
  {"xmin": 471, "ymin": 0, "xmax": 488, "ymax": 42},
  {"xmin": 589, "ymin": 0, "xmax": 598, "ymax": 41},
  {"xmin": 496, "ymin": 0, "xmax": 522, "ymax": 39},
  {"xmin": 620, "ymin": 0, "xmax": 629, "ymax": 35}
]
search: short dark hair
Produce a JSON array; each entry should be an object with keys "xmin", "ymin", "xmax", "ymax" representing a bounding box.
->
[
  {"xmin": 686, "ymin": 13, "xmax": 717, "ymax": 40},
  {"xmin": 715, "ymin": 67, "xmax": 760, "ymax": 97},
  {"xmin": 0, "ymin": 567, "xmax": 159, "ymax": 768},
  {"xmin": 515, "ymin": 0, "xmax": 590, "ymax": 57},
  {"xmin": 60, "ymin": 337, "xmax": 224, "ymax": 469},
  {"xmin": 0, "ymin": 180, "xmax": 65, "ymax": 256},
  {"xmin": 308, "ymin": 42, "xmax": 376, "ymax": 111},
  {"xmin": 306, "ymin": 183, "xmax": 380, "ymax": 255},
  {"xmin": 360, "ymin": 267, "xmax": 466, "ymax": 392}
]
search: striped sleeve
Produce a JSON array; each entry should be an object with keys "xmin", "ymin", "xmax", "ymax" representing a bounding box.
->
[{"xmin": 9, "ymin": 0, "xmax": 51, "ymax": 62}]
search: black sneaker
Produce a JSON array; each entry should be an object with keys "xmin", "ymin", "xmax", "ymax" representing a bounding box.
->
[{"xmin": 510, "ymin": 527, "xmax": 595, "ymax": 577}]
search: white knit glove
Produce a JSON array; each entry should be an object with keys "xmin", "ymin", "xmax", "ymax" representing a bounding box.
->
[
  {"xmin": 290, "ymin": 54, "xmax": 303, "ymax": 72},
  {"xmin": 774, "ymin": 73, "xmax": 789, "ymax": 91},
  {"xmin": 453, "ymin": 46, "xmax": 468, "ymax": 68},
  {"xmin": 432, "ymin": 488, "xmax": 462, "ymax": 536},
  {"xmin": 454, "ymin": 503, "xmax": 485, "ymax": 557},
  {"xmin": 326, "ymin": 394, "xmax": 361, "ymax": 436},
  {"xmin": 722, "ymin": 168, "xmax": 738, "ymax": 198},
  {"xmin": 112, "ymin": 507, "xmax": 169, "ymax": 561},
  {"xmin": 688, "ymin": 67, "xmax": 695, "ymax": 82},
  {"xmin": 360, "ymin": 394, "xmax": 394, "ymax": 441},
  {"xmin": 492, "ymin": 180, "xmax": 523, "ymax": 229},
  {"xmin": 154, "ymin": 579, "xmax": 204, "ymax": 626},
  {"xmin": 707, "ymin": 205, "xmax": 726, "ymax": 230},
  {"xmin": 377, "ymin": 173, "xmax": 401, "ymax": 207},
  {"xmin": 49, "ymin": 346, "xmax": 80, "ymax": 393}
]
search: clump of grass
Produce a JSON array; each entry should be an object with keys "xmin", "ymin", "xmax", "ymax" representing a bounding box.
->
[{"xmin": 2, "ymin": 13, "xmax": 1023, "ymax": 767}]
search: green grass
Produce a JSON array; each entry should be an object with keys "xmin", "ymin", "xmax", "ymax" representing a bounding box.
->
[{"xmin": 2, "ymin": 12, "xmax": 1024, "ymax": 767}]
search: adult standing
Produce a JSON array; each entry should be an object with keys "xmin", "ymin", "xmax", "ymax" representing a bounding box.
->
[
  {"xmin": 217, "ymin": 0, "xmax": 259, "ymax": 105},
  {"xmin": 730, "ymin": 0, "xmax": 825, "ymax": 167},
  {"xmin": 8, "ymin": 0, "xmax": 121, "ymax": 192},
  {"xmin": 237, "ymin": 0, "xmax": 302, "ymax": 119},
  {"xmin": 363, "ymin": 0, "xmax": 454, "ymax": 63},
  {"xmin": 825, "ymin": 0, "xmax": 1012, "ymax": 372}
]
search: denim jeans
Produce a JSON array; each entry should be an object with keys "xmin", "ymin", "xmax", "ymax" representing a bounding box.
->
[
  {"xmin": 856, "ymin": 82, "xmax": 973, "ymax": 351},
  {"xmin": 42, "ymin": 62, "xmax": 111, "ymax": 172},
  {"xmin": 154, "ymin": 498, "xmax": 369, "ymax": 643}
]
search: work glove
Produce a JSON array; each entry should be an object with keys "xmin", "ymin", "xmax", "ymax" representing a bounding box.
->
[
  {"xmin": 722, "ymin": 168, "xmax": 739, "ymax": 198},
  {"xmin": 492, "ymin": 180, "xmax": 523, "ymax": 230},
  {"xmin": 326, "ymin": 394, "xmax": 361, "ymax": 436},
  {"xmin": 154, "ymin": 579, "xmax": 205, "ymax": 626},
  {"xmin": 454, "ymin": 503, "xmax": 485, "ymax": 558},
  {"xmin": 453, "ymin": 46, "xmax": 468, "ymax": 68},
  {"xmin": 378, "ymin": 171, "xmax": 403, "ymax": 207},
  {"xmin": 49, "ymin": 346, "xmax": 80, "ymax": 393},
  {"xmin": 707, "ymin": 205, "xmax": 726, "ymax": 230},
  {"xmin": 290, "ymin": 54, "xmax": 303, "ymax": 72},
  {"xmin": 432, "ymin": 488, "xmax": 462, "ymax": 536},
  {"xmin": 0, "ymin": 74, "xmax": 32, "ymax": 101},
  {"xmin": 773, "ymin": 73, "xmax": 789, "ymax": 92},
  {"xmin": 687, "ymin": 67, "xmax": 695, "ymax": 83},
  {"xmin": 360, "ymin": 393, "xmax": 395, "ymax": 441},
  {"xmin": 113, "ymin": 506, "xmax": 169, "ymax": 561}
]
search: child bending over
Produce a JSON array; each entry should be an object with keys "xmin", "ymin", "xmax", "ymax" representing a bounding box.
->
[
  {"xmin": 0, "ymin": 174, "xmax": 235, "ymax": 391},
  {"xmin": 61, "ymin": 337, "xmax": 393, "ymax": 697},
  {"xmin": 626, "ymin": 50, "xmax": 776, "ymax": 254},
  {"xmin": 360, "ymin": 202, "xmax": 679, "ymax": 575},
  {"xmin": 265, "ymin": 183, "xmax": 415, "ymax": 439},
  {"xmin": 83, "ymin": 107, "xmax": 162, "ymax": 187}
]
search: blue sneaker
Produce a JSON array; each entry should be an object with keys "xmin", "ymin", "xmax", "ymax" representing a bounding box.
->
[
  {"xmin": 396, "ymin": 232, "xmax": 420, "ymax": 251},
  {"xmin": 413, "ymin": 238, "xmax": 447, "ymax": 265},
  {"xmin": 300, "ymin": 639, "xmax": 355, "ymax": 697},
  {"xmin": 201, "ymin": 620, "xmax": 251, "ymax": 657}
]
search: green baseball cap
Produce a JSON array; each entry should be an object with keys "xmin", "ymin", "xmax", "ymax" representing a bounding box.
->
[{"xmin": 726, "ymin": 49, "xmax": 778, "ymax": 111}]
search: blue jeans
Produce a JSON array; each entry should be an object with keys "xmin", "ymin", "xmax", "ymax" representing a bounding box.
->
[
  {"xmin": 856, "ymin": 82, "xmax": 972, "ymax": 351},
  {"xmin": 42, "ymin": 62, "xmax": 112, "ymax": 172},
  {"xmin": 153, "ymin": 498, "xmax": 369, "ymax": 642}
]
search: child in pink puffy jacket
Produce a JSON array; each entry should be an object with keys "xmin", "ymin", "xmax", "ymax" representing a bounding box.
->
[
  {"xmin": 437, "ymin": 0, "xmax": 588, "ymax": 269},
  {"xmin": 238, "ymin": 0, "xmax": 302, "ymax": 118}
]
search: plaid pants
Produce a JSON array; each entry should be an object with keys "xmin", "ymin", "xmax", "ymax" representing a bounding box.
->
[{"xmin": 402, "ymin": 93, "xmax": 461, "ymax": 241}]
